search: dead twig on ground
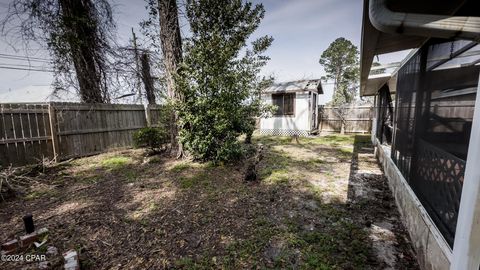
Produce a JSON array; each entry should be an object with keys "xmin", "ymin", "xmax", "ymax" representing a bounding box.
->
[{"xmin": 0, "ymin": 165, "xmax": 45, "ymax": 201}]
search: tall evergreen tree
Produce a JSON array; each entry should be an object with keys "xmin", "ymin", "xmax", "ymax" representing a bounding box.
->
[
  {"xmin": 176, "ymin": 0, "xmax": 273, "ymax": 162},
  {"xmin": 319, "ymin": 37, "xmax": 359, "ymax": 105},
  {"xmin": 319, "ymin": 37, "xmax": 359, "ymax": 133}
]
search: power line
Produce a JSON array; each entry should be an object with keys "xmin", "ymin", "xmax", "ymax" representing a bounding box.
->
[
  {"xmin": 0, "ymin": 65, "xmax": 54, "ymax": 72},
  {"xmin": 0, "ymin": 55, "xmax": 52, "ymax": 63},
  {"xmin": 0, "ymin": 53, "xmax": 51, "ymax": 62},
  {"xmin": 0, "ymin": 62, "xmax": 51, "ymax": 68},
  {"xmin": 0, "ymin": 65, "xmax": 140, "ymax": 75}
]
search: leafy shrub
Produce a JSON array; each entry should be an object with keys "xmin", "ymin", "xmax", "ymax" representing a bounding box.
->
[
  {"xmin": 133, "ymin": 127, "xmax": 168, "ymax": 152},
  {"xmin": 174, "ymin": 0, "xmax": 273, "ymax": 163}
]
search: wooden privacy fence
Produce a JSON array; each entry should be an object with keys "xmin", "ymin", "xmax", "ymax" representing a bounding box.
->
[
  {"xmin": 318, "ymin": 106, "xmax": 373, "ymax": 134},
  {"xmin": 0, "ymin": 102, "xmax": 164, "ymax": 167}
]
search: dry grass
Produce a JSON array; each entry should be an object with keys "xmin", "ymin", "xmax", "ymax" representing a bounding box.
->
[{"xmin": 0, "ymin": 135, "xmax": 418, "ymax": 269}]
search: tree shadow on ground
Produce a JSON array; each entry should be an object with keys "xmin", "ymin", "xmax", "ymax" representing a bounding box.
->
[{"xmin": 346, "ymin": 135, "xmax": 419, "ymax": 269}]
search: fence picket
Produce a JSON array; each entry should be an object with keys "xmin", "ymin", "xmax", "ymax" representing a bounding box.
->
[
  {"xmin": 0, "ymin": 102, "xmax": 151, "ymax": 167},
  {"xmin": 318, "ymin": 106, "xmax": 373, "ymax": 134}
]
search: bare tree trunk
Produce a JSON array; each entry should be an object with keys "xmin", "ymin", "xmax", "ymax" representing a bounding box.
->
[
  {"xmin": 333, "ymin": 106, "xmax": 347, "ymax": 135},
  {"xmin": 59, "ymin": 0, "xmax": 104, "ymax": 103},
  {"xmin": 140, "ymin": 53, "xmax": 156, "ymax": 105},
  {"xmin": 340, "ymin": 118, "xmax": 346, "ymax": 134},
  {"xmin": 158, "ymin": 0, "xmax": 183, "ymax": 157}
]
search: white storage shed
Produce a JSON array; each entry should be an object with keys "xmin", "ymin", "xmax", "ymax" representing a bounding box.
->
[{"xmin": 259, "ymin": 79, "xmax": 323, "ymax": 136}]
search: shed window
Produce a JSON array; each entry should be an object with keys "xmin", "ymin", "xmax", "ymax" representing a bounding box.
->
[{"xmin": 272, "ymin": 93, "xmax": 295, "ymax": 116}]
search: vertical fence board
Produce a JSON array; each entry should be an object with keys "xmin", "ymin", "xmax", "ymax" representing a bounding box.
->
[
  {"xmin": 0, "ymin": 103, "xmax": 53, "ymax": 167},
  {"xmin": 0, "ymin": 108, "xmax": 6, "ymax": 165},
  {"xmin": 318, "ymin": 106, "xmax": 373, "ymax": 134},
  {"xmin": 1, "ymin": 102, "xmax": 151, "ymax": 167}
]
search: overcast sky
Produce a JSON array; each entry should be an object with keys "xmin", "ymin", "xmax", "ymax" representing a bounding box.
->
[{"xmin": 0, "ymin": 0, "xmax": 402, "ymax": 102}]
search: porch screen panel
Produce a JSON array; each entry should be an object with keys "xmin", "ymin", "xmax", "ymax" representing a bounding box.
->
[
  {"xmin": 391, "ymin": 51, "xmax": 421, "ymax": 181},
  {"xmin": 392, "ymin": 39, "xmax": 479, "ymax": 247},
  {"xmin": 376, "ymin": 85, "xmax": 394, "ymax": 144}
]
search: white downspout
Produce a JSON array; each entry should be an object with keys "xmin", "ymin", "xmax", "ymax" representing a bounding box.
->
[{"xmin": 369, "ymin": 0, "xmax": 480, "ymax": 42}]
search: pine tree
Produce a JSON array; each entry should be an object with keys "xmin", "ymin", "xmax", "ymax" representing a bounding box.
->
[
  {"xmin": 319, "ymin": 37, "xmax": 359, "ymax": 105},
  {"xmin": 319, "ymin": 37, "xmax": 359, "ymax": 133}
]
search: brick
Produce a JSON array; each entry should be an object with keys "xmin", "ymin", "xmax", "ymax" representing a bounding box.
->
[
  {"xmin": 19, "ymin": 232, "xmax": 38, "ymax": 247},
  {"xmin": 18, "ymin": 228, "xmax": 48, "ymax": 248},
  {"xmin": 1, "ymin": 239, "xmax": 18, "ymax": 252}
]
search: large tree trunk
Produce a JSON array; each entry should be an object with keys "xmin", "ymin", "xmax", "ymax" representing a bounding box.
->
[
  {"xmin": 140, "ymin": 53, "xmax": 156, "ymax": 105},
  {"xmin": 157, "ymin": 0, "xmax": 183, "ymax": 157},
  {"xmin": 59, "ymin": 0, "xmax": 105, "ymax": 103}
]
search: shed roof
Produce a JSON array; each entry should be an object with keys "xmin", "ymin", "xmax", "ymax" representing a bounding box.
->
[{"xmin": 263, "ymin": 79, "xmax": 323, "ymax": 94}]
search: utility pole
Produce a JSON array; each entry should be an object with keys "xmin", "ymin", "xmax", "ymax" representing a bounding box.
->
[
  {"xmin": 140, "ymin": 52, "xmax": 156, "ymax": 105},
  {"xmin": 131, "ymin": 28, "xmax": 143, "ymax": 104}
]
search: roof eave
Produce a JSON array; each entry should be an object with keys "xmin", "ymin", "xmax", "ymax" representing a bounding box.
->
[{"xmin": 360, "ymin": 0, "xmax": 477, "ymax": 97}]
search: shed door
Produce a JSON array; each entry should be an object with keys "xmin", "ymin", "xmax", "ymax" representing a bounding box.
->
[{"xmin": 311, "ymin": 93, "xmax": 318, "ymax": 130}]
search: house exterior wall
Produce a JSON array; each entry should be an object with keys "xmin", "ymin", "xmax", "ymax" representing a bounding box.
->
[
  {"xmin": 259, "ymin": 91, "xmax": 311, "ymax": 136},
  {"xmin": 370, "ymin": 39, "xmax": 480, "ymax": 269},
  {"xmin": 375, "ymin": 140, "xmax": 452, "ymax": 270}
]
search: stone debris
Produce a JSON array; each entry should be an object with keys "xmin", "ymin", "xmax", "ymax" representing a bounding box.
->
[
  {"xmin": 47, "ymin": 245, "xmax": 59, "ymax": 256},
  {"xmin": 63, "ymin": 250, "xmax": 80, "ymax": 270},
  {"xmin": 38, "ymin": 261, "xmax": 50, "ymax": 270}
]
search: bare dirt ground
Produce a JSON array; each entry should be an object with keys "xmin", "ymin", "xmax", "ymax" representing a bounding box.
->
[{"xmin": 0, "ymin": 134, "xmax": 419, "ymax": 269}]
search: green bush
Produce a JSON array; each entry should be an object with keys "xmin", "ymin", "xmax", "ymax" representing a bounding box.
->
[
  {"xmin": 133, "ymin": 127, "xmax": 168, "ymax": 152},
  {"xmin": 174, "ymin": 0, "xmax": 273, "ymax": 163}
]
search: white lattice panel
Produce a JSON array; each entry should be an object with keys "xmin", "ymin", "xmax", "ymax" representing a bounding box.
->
[{"xmin": 259, "ymin": 129, "xmax": 310, "ymax": 137}]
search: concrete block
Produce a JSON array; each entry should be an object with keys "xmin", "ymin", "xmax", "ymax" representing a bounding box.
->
[
  {"xmin": 426, "ymin": 232, "xmax": 450, "ymax": 270},
  {"xmin": 375, "ymin": 142, "xmax": 452, "ymax": 270},
  {"xmin": 63, "ymin": 250, "xmax": 80, "ymax": 270}
]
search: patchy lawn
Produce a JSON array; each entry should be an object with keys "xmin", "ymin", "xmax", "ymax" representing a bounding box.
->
[{"xmin": 0, "ymin": 134, "xmax": 418, "ymax": 269}]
